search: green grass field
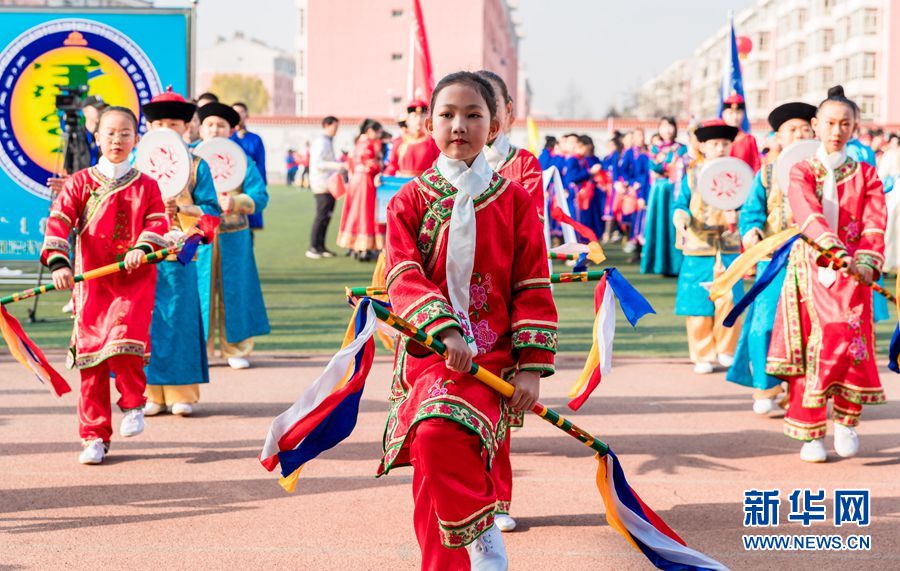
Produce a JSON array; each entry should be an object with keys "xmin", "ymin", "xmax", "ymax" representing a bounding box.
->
[{"xmin": 4, "ymin": 184, "xmax": 896, "ymax": 357}]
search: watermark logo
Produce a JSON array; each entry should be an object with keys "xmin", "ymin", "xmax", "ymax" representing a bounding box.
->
[{"xmin": 742, "ymin": 488, "xmax": 871, "ymax": 551}]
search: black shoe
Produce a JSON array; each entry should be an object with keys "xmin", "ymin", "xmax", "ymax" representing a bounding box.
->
[{"xmin": 320, "ymin": 249, "xmax": 337, "ymax": 258}]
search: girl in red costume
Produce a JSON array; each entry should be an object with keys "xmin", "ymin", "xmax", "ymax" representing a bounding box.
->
[
  {"xmin": 380, "ymin": 72, "xmax": 557, "ymax": 570},
  {"xmin": 41, "ymin": 106, "xmax": 168, "ymax": 465},
  {"xmin": 767, "ymin": 86, "xmax": 887, "ymax": 463}
]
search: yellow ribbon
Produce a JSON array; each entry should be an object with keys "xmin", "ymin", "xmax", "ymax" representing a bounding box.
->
[{"xmin": 709, "ymin": 228, "xmax": 799, "ymax": 301}]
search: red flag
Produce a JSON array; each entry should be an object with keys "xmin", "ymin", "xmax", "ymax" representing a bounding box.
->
[
  {"xmin": 408, "ymin": 0, "xmax": 435, "ymax": 102},
  {"xmin": 0, "ymin": 305, "xmax": 70, "ymax": 397}
]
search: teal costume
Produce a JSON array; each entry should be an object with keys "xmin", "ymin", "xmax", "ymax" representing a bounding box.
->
[
  {"xmin": 641, "ymin": 144, "xmax": 687, "ymax": 276},
  {"xmin": 197, "ymin": 155, "xmax": 270, "ymax": 346},
  {"xmin": 726, "ymin": 164, "xmax": 786, "ymax": 390},
  {"xmin": 145, "ymin": 157, "xmax": 220, "ymax": 386}
]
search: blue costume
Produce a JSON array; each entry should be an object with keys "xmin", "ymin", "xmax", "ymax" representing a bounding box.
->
[
  {"xmin": 146, "ymin": 156, "xmax": 220, "ymax": 389},
  {"xmin": 197, "ymin": 153, "xmax": 271, "ymax": 357},
  {"xmin": 725, "ymin": 162, "xmax": 787, "ymax": 390},
  {"xmin": 641, "ymin": 142, "xmax": 686, "ymax": 276},
  {"xmin": 231, "ymin": 129, "xmax": 267, "ymax": 230},
  {"xmin": 538, "ymin": 148, "xmax": 554, "ymax": 170},
  {"xmin": 621, "ymin": 147, "xmax": 651, "ymax": 241}
]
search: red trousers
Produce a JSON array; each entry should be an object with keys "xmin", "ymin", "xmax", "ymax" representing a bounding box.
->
[
  {"xmin": 783, "ymin": 376, "xmax": 863, "ymax": 441},
  {"xmin": 78, "ymin": 355, "xmax": 146, "ymax": 442},
  {"xmin": 411, "ymin": 419, "xmax": 497, "ymax": 571},
  {"xmin": 491, "ymin": 428, "xmax": 513, "ymax": 514}
]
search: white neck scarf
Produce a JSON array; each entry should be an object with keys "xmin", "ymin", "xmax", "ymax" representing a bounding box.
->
[
  {"xmin": 815, "ymin": 144, "xmax": 847, "ymax": 231},
  {"xmin": 96, "ymin": 156, "xmax": 132, "ymax": 180},
  {"xmin": 484, "ymin": 132, "xmax": 511, "ymax": 171},
  {"xmin": 438, "ymin": 151, "xmax": 494, "ymax": 354}
]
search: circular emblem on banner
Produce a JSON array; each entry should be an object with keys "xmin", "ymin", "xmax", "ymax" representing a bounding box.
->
[{"xmin": 0, "ymin": 19, "xmax": 162, "ymax": 199}]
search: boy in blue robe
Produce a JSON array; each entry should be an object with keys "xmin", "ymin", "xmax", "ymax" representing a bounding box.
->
[
  {"xmin": 141, "ymin": 90, "xmax": 221, "ymax": 417},
  {"xmin": 196, "ymin": 103, "xmax": 270, "ymax": 370},
  {"xmin": 727, "ymin": 102, "xmax": 817, "ymax": 414},
  {"xmin": 673, "ymin": 120, "xmax": 744, "ymax": 374}
]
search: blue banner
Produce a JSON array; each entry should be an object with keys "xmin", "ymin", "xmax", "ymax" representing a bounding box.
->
[{"xmin": 0, "ymin": 9, "xmax": 191, "ymax": 260}]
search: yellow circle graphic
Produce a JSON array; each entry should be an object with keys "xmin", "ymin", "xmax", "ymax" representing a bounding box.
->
[{"xmin": 10, "ymin": 46, "xmax": 140, "ymax": 173}]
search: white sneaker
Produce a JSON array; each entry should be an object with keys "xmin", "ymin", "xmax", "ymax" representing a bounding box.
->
[
  {"xmin": 800, "ymin": 439, "xmax": 827, "ymax": 463},
  {"xmin": 834, "ymin": 424, "xmax": 860, "ymax": 458},
  {"xmin": 693, "ymin": 362, "xmax": 714, "ymax": 374},
  {"xmin": 79, "ymin": 438, "xmax": 106, "ymax": 465},
  {"xmin": 494, "ymin": 513, "xmax": 516, "ymax": 532},
  {"xmin": 120, "ymin": 408, "xmax": 144, "ymax": 437},
  {"xmin": 466, "ymin": 524, "xmax": 508, "ymax": 571},
  {"xmin": 62, "ymin": 299, "xmax": 74, "ymax": 314},
  {"xmin": 752, "ymin": 398, "xmax": 775, "ymax": 415},
  {"xmin": 228, "ymin": 357, "xmax": 250, "ymax": 370},
  {"xmin": 143, "ymin": 401, "xmax": 165, "ymax": 416},
  {"xmin": 170, "ymin": 402, "xmax": 193, "ymax": 416},
  {"xmin": 717, "ymin": 353, "xmax": 735, "ymax": 367},
  {"xmin": 622, "ymin": 241, "xmax": 636, "ymax": 254}
]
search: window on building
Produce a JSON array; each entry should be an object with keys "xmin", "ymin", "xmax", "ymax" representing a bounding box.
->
[
  {"xmin": 392, "ymin": 96, "xmax": 402, "ymax": 104},
  {"xmin": 859, "ymin": 95, "xmax": 875, "ymax": 120},
  {"xmin": 849, "ymin": 9, "xmax": 863, "ymax": 37},
  {"xmin": 824, "ymin": 0, "xmax": 836, "ymax": 11},
  {"xmin": 299, "ymin": 8, "xmax": 305, "ymax": 36},
  {"xmin": 297, "ymin": 49, "xmax": 304, "ymax": 77},
  {"xmin": 863, "ymin": 8, "xmax": 878, "ymax": 34},
  {"xmin": 391, "ymin": 8, "xmax": 403, "ymax": 17},
  {"xmin": 297, "ymin": 92, "xmax": 305, "ymax": 115},
  {"xmin": 757, "ymin": 31, "xmax": 770, "ymax": 51},
  {"xmin": 823, "ymin": 29, "xmax": 834, "ymax": 51},
  {"xmin": 391, "ymin": 53, "xmax": 403, "ymax": 61},
  {"xmin": 823, "ymin": 66, "xmax": 833, "ymax": 86},
  {"xmin": 796, "ymin": 9, "xmax": 807, "ymax": 28},
  {"xmin": 864, "ymin": 52, "xmax": 877, "ymax": 78}
]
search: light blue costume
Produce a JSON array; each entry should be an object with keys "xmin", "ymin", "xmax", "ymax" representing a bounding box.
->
[
  {"xmin": 146, "ymin": 157, "xmax": 220, "ymax": 386},
  {"xmin": 196, "ymin": 153, "xmax": 271, "ymax": 349},
  {"xmin": 673, "ymin": 166, "xmax": 744, "ymax": 318},
  {"xmin": 726, "ymin": 164, "xmax": 786, "ymax": 390},
  {"xmin": 641, "ymin": 143, "xmax": 687, "ymax": 276}
]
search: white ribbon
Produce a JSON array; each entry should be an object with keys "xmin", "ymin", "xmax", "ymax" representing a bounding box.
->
[
  {"xmin": 484, "ymin": 132, "xmax": 511, "ymax": 171},
  {"xmin": 438, "ymin": 152, "xmax": 493, "ymax": 354},
  {"xmin": 815, "ymin": 144, "xmax": 847, "ymax": 287},
  {"xmin": 815, "ymin": 144, "xmax": 846, "ymax": 231}
]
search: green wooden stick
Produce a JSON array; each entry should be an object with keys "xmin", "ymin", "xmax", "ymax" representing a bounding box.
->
[
  {"xmin": 0, "ymin": 247, "xmax": 176, "ymax": 306},
  {"xmin": 368, "ymin": 300, "xmax": 609, "ymax": 456}
]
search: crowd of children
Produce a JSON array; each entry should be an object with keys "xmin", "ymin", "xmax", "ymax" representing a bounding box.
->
[{"xmin": 36, "ymin": 70, "xmax": 894, "ymax": 569}]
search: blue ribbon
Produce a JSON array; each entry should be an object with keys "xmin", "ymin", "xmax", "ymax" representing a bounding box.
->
[
  {"xmin": 606, "ymin": 268, "xmax": 656, "ymax": 327},
  {"xmin": 176, "ymin": 234, "xmax": 204, "ymax": 266},
  {"xmin": 889, "ymin": 324, "xmax": 900, "ymax": 374},
  {"xmin": 724, "ymin": 235, "xmax": 799, "ymax": 327}
]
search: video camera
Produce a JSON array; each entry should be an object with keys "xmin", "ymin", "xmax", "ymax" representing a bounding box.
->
[{"xmin": 55, "ymin": 83, "xmax": 91, "ymax": 175}]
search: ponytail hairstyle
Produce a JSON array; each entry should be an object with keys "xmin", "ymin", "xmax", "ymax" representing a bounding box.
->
[
  {"xmin": 818, "ymin": 85, "xmax": 859, "ymax": 119},
  {"xmin": 429, "ymin": 71, "xmax": 497, "ymax": 120},
  {"xmin": 544, "ymin": 135, "xmax": 558, "ymax": 150},
  {"xmin": 474, "ymin": 69, "xmax": 512, "ymax": 105}
]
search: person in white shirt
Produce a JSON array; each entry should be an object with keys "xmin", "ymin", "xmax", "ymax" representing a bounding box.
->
[{"xmin": 308, "ymin": 116, "xmax": 344, "ymax": 258}]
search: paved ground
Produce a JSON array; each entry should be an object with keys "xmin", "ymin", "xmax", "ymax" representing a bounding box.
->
[{"xmin": 1, "ymin": 351, "xmax": 898, "ymax": 570}]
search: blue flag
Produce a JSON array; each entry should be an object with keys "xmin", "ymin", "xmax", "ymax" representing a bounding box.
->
[
  {"xmin": 724, "ymin": 236, "xmax": 799, "ymax": 327},
  {"xmin": 606, "ymin": 268, "xmax": 656, "ymax": 328},
  {"xmin": 717, "ymin": 16, "xmax": 751, "ymax": 133}
]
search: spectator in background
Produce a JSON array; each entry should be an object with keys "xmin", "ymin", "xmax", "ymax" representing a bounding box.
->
[
  {"xmin": 285, "ymin": 148, "xmax": 299, "ymax": 186},
  {"xmin": 196, "ymin": 92, "xmax": 219, "ymax": 107},
  {"xmin": 298, "ymin": 141, "xmax": 311, "ymax": 188},
  {"xmin": 231, "ymin": 102, "xmax": 267, "ymax": 231},
  {"xmin": 81, "ymin": 95, "xmax": 106, "ymax": 166},
  {"xmin": 308, "ymin": 116, "xmax": 344, "ymax": 259}
]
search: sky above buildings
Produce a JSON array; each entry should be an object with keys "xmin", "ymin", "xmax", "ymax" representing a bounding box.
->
[{"xmin": 164, "ymin": 0, "xmax": 754, "ymax": 117}]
